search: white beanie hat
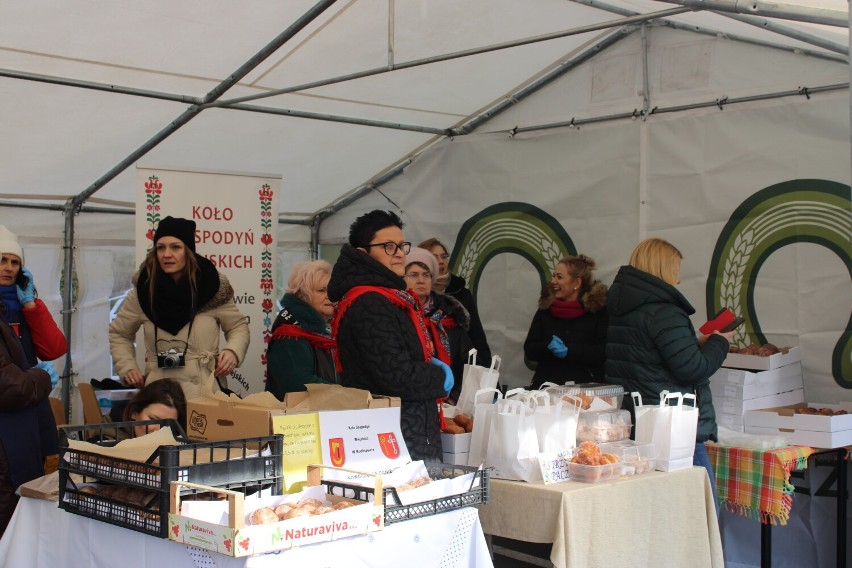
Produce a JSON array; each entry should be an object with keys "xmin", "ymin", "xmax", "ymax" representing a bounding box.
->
[
  {"xmin": 0, "ymin": 225, "xmax": 24, "ymax": 263},
  {"xmin": 404, "ymin": 247, "xmax": 439, "ymax": 284}
]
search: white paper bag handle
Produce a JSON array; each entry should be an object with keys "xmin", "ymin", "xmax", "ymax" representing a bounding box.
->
[
  {"xmin": 474, "ymin": 387, "xmax": 502, "ymax": 404},
  {"xmin": 490, "ymin": 354, "xmax": 501, "ymax": 372},
  {"xmin": 661, "ymin": 391, "xmax": 683, "ymax": 408},
  {"xmin": 682, "ymin": 393, "xmax": 697, "ymax": 408},
  {"xmin": 562, "ymin": 394, "xmax": 584, "ymax": 411},
  {"xmin": 538, "ymin": 381, "xmax": 560, "ymax": 390},
  {"xmin": 631, "ymin": 391, "xmax": 643, "ymax": 407},
  {"xmin": 505, "ymin": 387, "xmax": 528, "ymax": 400},
  {"xmin": 528, "ymin": 391, "xmax": 551, "ymax": 410},
  {"xmin": 467, "ymin": 348, "xmax": 478, "ymax": 366}
]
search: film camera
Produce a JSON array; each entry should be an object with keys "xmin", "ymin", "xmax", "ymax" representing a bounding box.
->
[{"xmin": 157, "ymin": 348, "xmax": 185, "ymax": 369}]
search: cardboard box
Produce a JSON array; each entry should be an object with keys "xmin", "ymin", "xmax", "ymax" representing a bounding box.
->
[
  {"xmin": 743, "ymin": 402, "xmax": 852, "ymax": 449},
  {"xmin": 442, "ymin": 451, "xmax": 470, "ymax": 466},
  {"xmin": 722, "ymin": 346, "xmax": 800, "ymax": 371},
  {"xmin": 709, "ymin": 362, "xmax": 803, "ymax": 400},
  {"xmin": 168, "ymin": 465, "xmax": 383, "ymax": 557},
  {"xmin": 441, "ymin": 432, "xmax": 471, "ymax": 453},
  {"xmin": 186, "ymin": 396, "xmax": 285, "ymax": 442},
  {"xmin": 716, "ymin": 412, "xmax": 744, "ymax": 431},
  {"xmin": 283, "ymin": 384, "xmax": 400, "ymax": 414},
  {"xmin": 714, "ymin": 389, "xmax": 805, "ymax": 417}
]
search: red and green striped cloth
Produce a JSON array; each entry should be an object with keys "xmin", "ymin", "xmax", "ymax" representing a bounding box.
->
[{"xmin": 706, "ymin": 444, "xmax": 814, "ymax": 526}]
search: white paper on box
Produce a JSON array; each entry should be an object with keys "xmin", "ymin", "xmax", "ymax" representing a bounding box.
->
[
  {"xmin": 318, "ymin": 407, "xmax": 410, "ymax": 482},
  {"xmin": 716, "ymin": 389, "xmax": 804, "ymax": 417}
]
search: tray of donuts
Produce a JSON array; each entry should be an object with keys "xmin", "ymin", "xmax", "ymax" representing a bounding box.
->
[
  {"xmin": 723, "ymin": 344, "xmax": 800, "ymax": 371},
  {"xmin": 168, "ymin": 465, "xmax": 384, "ymax": 557},
  {"xmin": 321, "ymin": 460, "xmax": 489, "ymax": 525}
]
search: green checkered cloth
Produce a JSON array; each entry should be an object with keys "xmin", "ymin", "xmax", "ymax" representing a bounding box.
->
[{"xmin": 707, "ymin": 444, "xmax": 813, "ymax": 526}]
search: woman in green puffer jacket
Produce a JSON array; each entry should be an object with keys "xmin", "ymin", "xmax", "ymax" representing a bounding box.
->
[{"xmin": 605, "ymin": 238, "xmax": 734, "ymax": 507}]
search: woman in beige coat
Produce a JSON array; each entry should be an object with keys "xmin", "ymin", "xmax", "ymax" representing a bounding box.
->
[{"xmin": 109, "ymin": 217, "xmax": 250, "ymax": 400}]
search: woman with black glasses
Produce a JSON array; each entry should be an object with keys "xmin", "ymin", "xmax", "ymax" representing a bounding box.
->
[{"xmin": 328, "ymin": 210, "xmax": 450, "ymax": 461}]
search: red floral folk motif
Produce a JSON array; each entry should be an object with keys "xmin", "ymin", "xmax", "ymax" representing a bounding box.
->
[{"xmin": 258, "ymin": 184, "xmax": 275, "ymax": 383}]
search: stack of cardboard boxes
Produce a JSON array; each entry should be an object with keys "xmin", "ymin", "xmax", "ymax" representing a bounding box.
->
[{"xmin": 709, "ymin": 347, "xmax": 804, "ymax": 432}]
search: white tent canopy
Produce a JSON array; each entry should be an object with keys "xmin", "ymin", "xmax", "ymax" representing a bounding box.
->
[{"xmin": 0, "ymin": 0, "xmax": 849, "ymax": 417}]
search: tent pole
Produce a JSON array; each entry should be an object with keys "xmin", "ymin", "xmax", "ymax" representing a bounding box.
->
[
  {"xmin": 656, "ymin": 0, "xmax": 848, "ymax": 28},
  {"xmin": 570, "ymin": 0, "xmax": 847, "ymax": 58},
  {"xmin": 59, "ymin": 206, "xmax": 76, "ymax": 422},
  {"xmin": 212, "ymin": 7, "xmax": 691, "ymax": 107},
  {"xmin": 641, "ymin": 23, "xmax": 652, "ymax": 118}
]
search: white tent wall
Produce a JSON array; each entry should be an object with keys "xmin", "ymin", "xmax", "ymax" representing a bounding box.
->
[{"xmin": 319, "ymin": 27, "xmax": 851, "ymax": 402}]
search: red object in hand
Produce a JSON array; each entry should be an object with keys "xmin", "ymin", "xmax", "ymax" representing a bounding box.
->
[{"xmin": 700, "ymin": 308, "xmax": 736, "ymax": 335}]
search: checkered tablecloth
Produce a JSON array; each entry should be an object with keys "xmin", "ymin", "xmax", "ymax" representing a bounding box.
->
[{"xmin": 706, "ymin": 444, "xmax": 814, "ymax": 526}]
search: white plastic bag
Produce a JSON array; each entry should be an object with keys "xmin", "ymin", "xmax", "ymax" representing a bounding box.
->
[
  {"xmin": 486, "ymin": 397, "xmax": 541, "ymax": 482},
  {"xmin": 455, "ymin": 350, "xmax": 501, "ymax": 417},
  {"xmin": 466, "ymin": 388, "xmax": 502, "ymax": 467},
  {"xmin": 633, "ymin": 391, "xmax": 698, "ymax": 468}
]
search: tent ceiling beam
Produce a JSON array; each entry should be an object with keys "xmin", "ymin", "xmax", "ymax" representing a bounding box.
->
[
  {"xmin": 454, "ymin": 29, "xmax": 631, "ymax": 136},
  {"xmin": 68, "ymin": 0, "xmax": 340, "ymax": 211},
  {"xmin": 506, "ymin": 82, "xmax": 847, "ymax": 134},
  {"xmin": 212, "ymin": 6, "xmax": 691, "ymax": 108},
  {"xmin": 0, "ymin": 68, "xmax": 201, "ymax": 104},
  {"xmin": 658, "ymin": 0, "xmax": 849, "ymax": 27},
  {"xmin": 217, "ymin": 102, "xmax": 450, "ymax": 135},
  {"xmin": 571, "ymin": 0, "xmax": 848, "ymax": 58},
  {"xmin": 0, "ymin": 200, "xmax": 134, "ymax": 215}
]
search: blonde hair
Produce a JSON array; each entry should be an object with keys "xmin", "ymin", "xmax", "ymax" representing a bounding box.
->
[
  {"xmin": 417, "ymin": 238, "xmax": 448, "ymax": 256},
  {"xmin": 286, "ymin": 260, "xmax": 332, "ymax": 300},
  {"xmin": 629, "ymin": 238, "xmax": 683, "ymax": 285}
]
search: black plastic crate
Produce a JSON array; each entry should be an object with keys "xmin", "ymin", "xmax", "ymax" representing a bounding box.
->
[
  {"xmin": 58, "ymin": 420, "xmax": 283, "ymax": 537},
  {"xmin": 321, "ymin": 461, "xmax": 489, "ymax": 525}
]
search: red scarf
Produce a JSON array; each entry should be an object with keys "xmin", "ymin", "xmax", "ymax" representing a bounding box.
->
[
  {"xmin": 270, "ymin": 323, "xmax": 336, "ymax": 352},
  {"xmin": 332, "ymin": 285, "xmax": 449, "ymax": 428},
  {"xmin": 550, "ymin": 299, "xmax": 586, "ymax": 320}
]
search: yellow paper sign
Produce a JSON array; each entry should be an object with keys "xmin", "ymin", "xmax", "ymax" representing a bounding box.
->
[{"xmin": 272, "ymin": 413, "xmax": 321, "ymax": 493}]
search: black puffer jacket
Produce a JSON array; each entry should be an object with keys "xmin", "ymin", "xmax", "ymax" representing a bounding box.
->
[
  {"xmin": 328, "ymin": 245, "xmax": 447, "ymax": 461},
  {"xmin": 445, "ymin": 275, "xmax": 492, "ymax": 364},
  {"xmin": 524, "ymin": 307, "xmax": 608, "ymax": 389},
  {"xmin": 605, "ymin": 265, "xmax": 729, "ymax": 442},
  {"xmin": 426, "ymin": 292, "xmax": 474, "ymax": 403}
]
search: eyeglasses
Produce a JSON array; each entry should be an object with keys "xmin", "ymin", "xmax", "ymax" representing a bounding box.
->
[
  {"xmin": 404, "ymin": 271, "xmax": 432, "ymax": 281},
  {"xmin": 434, "ymin": 253, "xmax": 450, "ymax": 261},
  {"xmin": 364, "ymin": 241, "xmax": 411, "ymax": 256}
]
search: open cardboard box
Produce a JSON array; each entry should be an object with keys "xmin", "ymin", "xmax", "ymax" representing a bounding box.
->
[
  {"xmin": 283, "ymin": 384, "xmax": 400, "ymax": 413},
  {"xmin": 743, "ymin": 402, "xmax": 852, "ymax": 449},
  {"xmin": 722, "ymin": 346, "xmax": 801, "ymax": 371},
  {"xmin": 168, "ymin": 464, "xmax": 383, "ymax": 557},
  {"xmin": 185, "ymin": 392, "xmax": 287, "ymax": 442}
]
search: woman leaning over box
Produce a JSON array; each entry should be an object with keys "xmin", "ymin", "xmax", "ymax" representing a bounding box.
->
[
  {"xmin": 109, "ymin": 217, "xmax": 250, "ymax": 400},
  {"xmin": 266, "ymin": 260, "xmax": 338, "ymax": 400}
]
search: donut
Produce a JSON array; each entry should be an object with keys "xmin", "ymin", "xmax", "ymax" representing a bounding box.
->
[
  {"xmin": 311, "ymin": 506, "xmax": 335, "ymax": 515},
  {"xmin": 298, "ymin": 497, "xmax": 325, "ymax": 508},
  {"xmin": 333, "ymin": 500, "xmax": 356, "ymax": 510},
  {"xmin": 249, "ymin": 507, "xmax": 279, "ymax": 525},
  {"xmin": 410, "ymin": 476, "xmax": 431, "ymax": 488}
]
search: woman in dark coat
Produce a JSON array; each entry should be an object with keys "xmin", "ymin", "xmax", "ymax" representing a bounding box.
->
[
  {"xmin": 266, "ymin": 260, "xmax": 338, "ymax": 400},
  {"xmin": 605, "ymin": 237, "xmax": 733, "ymax": 503},
  {"xmin": 329, "ymin": 211, "xmax": 449, "ymax": 461},
  {"xmin": 524, "ymin": 254, "xmax": 608, "ymax": 389},
  {"xmin": 0, "ymin": 317, "xmax": 53, "ymax": 536}
]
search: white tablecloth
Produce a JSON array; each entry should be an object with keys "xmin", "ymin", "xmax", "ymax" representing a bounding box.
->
[
  {"xmin": 478, "ymin": 466, "xmax": 724, "ymax": 568},
  {"xmin": 0, "ymin": 497, "xmax": 492, "ymax": 568}
]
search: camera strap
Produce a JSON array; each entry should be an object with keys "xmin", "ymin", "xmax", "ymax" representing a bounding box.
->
[{"xmin": 154, "ymin": 316, "xmax": 194, "ymax": 355}]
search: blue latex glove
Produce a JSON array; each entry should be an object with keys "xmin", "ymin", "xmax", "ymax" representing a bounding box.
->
[
  {"xmin": 17, "ymin": 267, "xmax": 35, "ymax": 304},
  {"xmin": 430, "ymin": 357, "xmax": 454, "ymax": 394},
  {"xmin": 547, "ymin": 335, "xmax": 568, "ymax": 359},
  {"xmin": 35, "ymin": 361, "xmax": 60, "ymax": 387}
]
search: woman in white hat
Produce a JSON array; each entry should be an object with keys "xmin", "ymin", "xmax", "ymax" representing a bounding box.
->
[
  {"xmin": 404, "ymin": 247, "xmax": 474, "ymax": 404},
  {"xmin": 0, "ymin": 224, "xmax": 65, "ymax": 536},
  {"xmin": 109, "ymin": 216, "xmax": 250, "ymax": 400}
]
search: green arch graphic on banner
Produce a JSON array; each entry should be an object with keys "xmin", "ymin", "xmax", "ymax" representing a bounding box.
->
[
  {"xmin": 707, "ymin": 179, "xmax": 852, "ymax": 387},
  {"xmin": 449, "ymin": 202, "xmax": 576, "ymax": 298}
]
